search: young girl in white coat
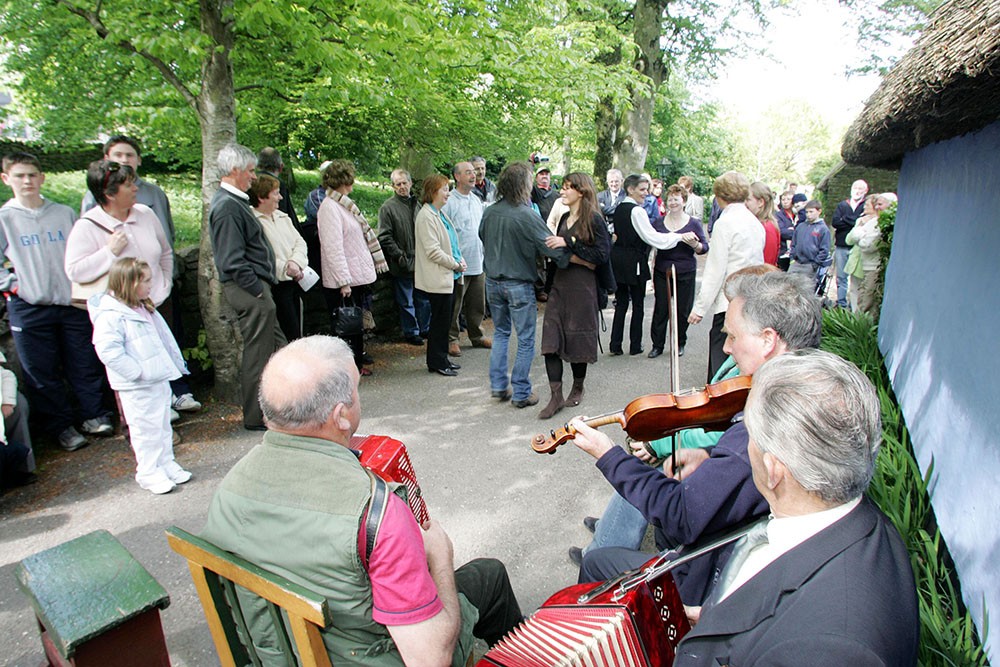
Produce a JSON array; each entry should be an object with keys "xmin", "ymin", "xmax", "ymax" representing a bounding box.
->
[{"xmin": 90, "ymin": 258, "xmax": 191, "ymax": 494}]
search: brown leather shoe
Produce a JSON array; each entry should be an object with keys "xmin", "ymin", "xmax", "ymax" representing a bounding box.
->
[
  {"xmin": 472, "ymin": 338, "xmax": 492, "ymax": 349},
  {"xmin": 448, "ymin": 342, "xmax": 462, "ymax": 357}
]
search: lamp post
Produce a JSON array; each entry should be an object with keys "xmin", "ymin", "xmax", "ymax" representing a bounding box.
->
[{"xmin": 656, "ymin": 157, "xmax": 671, "ymax": 181}]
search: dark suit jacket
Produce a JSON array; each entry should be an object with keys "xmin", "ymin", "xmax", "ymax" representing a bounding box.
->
[{"xmin": 674, "ymin": 497, "xmax": 919, "ymax": 667}]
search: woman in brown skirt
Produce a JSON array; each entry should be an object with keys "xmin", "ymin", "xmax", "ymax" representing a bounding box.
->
[{"xmin": 538, "ymin": 173, "xmax": 611, "ymax": 419}]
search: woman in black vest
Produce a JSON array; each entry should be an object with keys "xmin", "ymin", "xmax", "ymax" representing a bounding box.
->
[{"xmin": 609, "ymin": 174, "xmax": 654, "ymax": 355}]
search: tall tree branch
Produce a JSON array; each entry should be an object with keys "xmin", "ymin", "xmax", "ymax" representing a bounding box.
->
[{"xmin": 54, "ymin": 0, "xmax": 200, "ymax": 111}]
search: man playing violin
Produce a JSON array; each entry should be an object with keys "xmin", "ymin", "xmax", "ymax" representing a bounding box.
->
[{"xmin": 571, "ymin": 270, "xmax": 822, "ymax": 605}]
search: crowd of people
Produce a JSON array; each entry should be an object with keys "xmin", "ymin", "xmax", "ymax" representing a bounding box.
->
[{"xmin": 2, "ymin": 141, "xmax": 917, "ymax": 664}]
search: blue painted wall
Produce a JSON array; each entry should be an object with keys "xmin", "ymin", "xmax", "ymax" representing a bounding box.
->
[{"xmin": 879, "ymin": 120, "xmax": 1000, "ymax": 659}]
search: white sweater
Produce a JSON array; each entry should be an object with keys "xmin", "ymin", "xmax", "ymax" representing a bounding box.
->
[{"xmin": 693, "ymin": 202, "xmax": 765, "ymax": 317}]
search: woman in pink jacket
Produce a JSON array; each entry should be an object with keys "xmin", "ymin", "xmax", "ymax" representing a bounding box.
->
[{"xmin": 317, "ymin": 160, "xmax": 388, "ymax": 375}]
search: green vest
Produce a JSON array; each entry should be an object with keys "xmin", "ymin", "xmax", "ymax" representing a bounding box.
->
[{"xmin": 201, "ymin": 431, "xmax": 477, "ymax": 665}]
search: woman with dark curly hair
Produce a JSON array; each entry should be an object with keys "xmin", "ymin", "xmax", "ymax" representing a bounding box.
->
[
  {"xmin": 317, "ymin": 159, "xmax": 388, "ymax": 375},
  {"xmin": 537, "ymin": 173, "xmax": 610, "ymax": 418}
]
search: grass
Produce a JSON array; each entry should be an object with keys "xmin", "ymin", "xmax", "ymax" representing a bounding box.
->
[
  {"xmin": 820, "ymin": 308, "xmax": 988, "ymax": 666},
  {"xmin": 1, "ymin": 168, "xmax": 389, "ymax": 248}
]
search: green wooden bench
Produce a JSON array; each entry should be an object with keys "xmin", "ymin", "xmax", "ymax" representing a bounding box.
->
[
  {"xmin": 16, "ymin": 529, "xmax": 171, "ymax": 666},
  {"xmin": 165, "ymin": 526, "xmax": 333, "ymax": 667}
]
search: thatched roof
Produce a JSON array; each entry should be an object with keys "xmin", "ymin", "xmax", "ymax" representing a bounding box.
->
[{"xmin": 842, "ymin": 0, "xmax": 1000, "ymax": 168}]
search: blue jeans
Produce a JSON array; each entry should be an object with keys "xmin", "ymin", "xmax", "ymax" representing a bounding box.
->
[
  {"xmin": 834, "ymin": 246, "xmax": 851, "ymax": 308},
  {"xmin": 6, "ymin": 296, "xmax": 108, "ymax": 434},
  {"xmin": 486, "ymin": 278, "xmax": 537, "ymax": 401},
  {"xmin": 393, "ymin": 275, "xmax": 431, "ymax": 337},
  {"xmin": 583, "ymin": 492, "xmax": 648, "ymax": 556}
]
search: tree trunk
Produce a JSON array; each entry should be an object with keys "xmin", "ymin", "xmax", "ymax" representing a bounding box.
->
[
  {"xmin": 616, "ymin": 0, "xmax": 668, "ymax": 174},
  {"xmin": 196, "ymin": 0, "xmax": 242, "ymax": 403},
  {"xmin": 594, "ymin": 95, "xmax": 617, "ymax": 187}
]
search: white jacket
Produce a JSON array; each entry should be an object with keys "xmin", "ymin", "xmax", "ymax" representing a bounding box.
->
[{"xmin": 88, "ymin": 293, "xmax": 187, "ymax": 390}]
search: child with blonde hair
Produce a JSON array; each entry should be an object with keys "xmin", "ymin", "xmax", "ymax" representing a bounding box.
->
[{"xmin": 90, "ymin": 257, "xmax": 191, "ymax": 494}]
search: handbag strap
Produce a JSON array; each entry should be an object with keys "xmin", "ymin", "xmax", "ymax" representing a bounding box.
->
[{"xmin": 81, "ymin": 215, "xmax": 117, "ymax": 235}]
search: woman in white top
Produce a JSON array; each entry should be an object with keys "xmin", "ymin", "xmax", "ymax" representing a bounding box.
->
[
  {"xmin": 251, "ymin": 174, "xmax": 309, "ymax": 341},
  {"xmin": 688, "ymin": 171, "xmax": 765, "ymax": 381}
]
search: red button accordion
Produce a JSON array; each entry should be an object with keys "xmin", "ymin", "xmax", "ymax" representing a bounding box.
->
[
  {"xmin": 351, "ymin": 434, "xmax": 429, "ymax": 524},
  {"xmin": 476, "ymin": 553, "xmax": 689, "ymax": 667}
]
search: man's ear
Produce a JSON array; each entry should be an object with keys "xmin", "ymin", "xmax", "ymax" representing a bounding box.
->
[
  {"xmin": 762, "ymin": 451, "xmax": 785, "ymax": 491},
  {"xmin": 330, "ymin": 402, "xmax": 351, "ymax": 432}
]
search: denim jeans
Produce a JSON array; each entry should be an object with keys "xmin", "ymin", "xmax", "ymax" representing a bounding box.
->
[
  {"xmin": 834, "ymin": 246, "xmax": 851, "ymax": 308},
  {"xmin": 486, "ymin": 278, "xmax": 538, "ymax": 401},
  {"xmin": 583, "ymin": 492, "xmax": 648, "ymax": 556},
  {"xmin": 393, "ymin": 275, "xmax": 431, "ymax": 337}
]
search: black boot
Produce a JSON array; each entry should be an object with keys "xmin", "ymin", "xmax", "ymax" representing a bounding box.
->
[{"xmin": 566, "ymin": 378, "xmax": 585, "ymax": 406}]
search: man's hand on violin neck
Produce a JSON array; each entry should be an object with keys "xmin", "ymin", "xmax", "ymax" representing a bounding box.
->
[{"xmin": 569, "ymin": 418, "xmax": 616, "ymax": 459}]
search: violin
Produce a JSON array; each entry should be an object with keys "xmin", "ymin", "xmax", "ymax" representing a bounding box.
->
[{"xmin": 530, "ymin": 375, "xmax": 752, "ymax": 454}]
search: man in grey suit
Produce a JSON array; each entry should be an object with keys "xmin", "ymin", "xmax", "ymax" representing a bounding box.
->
[{"xmin": 674, "ymin": 349, "xmax": 919, "ymax": 666}]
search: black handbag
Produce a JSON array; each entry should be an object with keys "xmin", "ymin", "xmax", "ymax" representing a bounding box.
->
[{"xmin": 332, "ymin": 297, "xmax": 364, "ymax": 338}]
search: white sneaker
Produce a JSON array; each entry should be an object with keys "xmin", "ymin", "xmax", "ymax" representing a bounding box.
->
[
  {"xmin": 170, "ymin": 408, "xmax": 180, "ymax": 423},
  {"xmin": 140, "ymin": 477, "xmax": 176, "ymax": 495},
  {"xmin": 162, "ymin": 462, "xmax": 192, "ymax": 484},
  {"xmin": 171, "ymin": 393, "xmax": 202, "ymax": 412}
]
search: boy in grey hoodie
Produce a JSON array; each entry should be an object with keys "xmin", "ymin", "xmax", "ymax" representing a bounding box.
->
[{"xmin": 0, "ymin": 152, "xmax": 111, "ymax": 451}]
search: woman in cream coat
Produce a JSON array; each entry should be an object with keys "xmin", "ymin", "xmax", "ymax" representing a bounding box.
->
[
  {"xmin": 251, "ymin": 174, "xmax": 309, "ymax": 341},
  {"xmin": 415, "ymin": 174, "xmax": 466, "ymax": 376}
]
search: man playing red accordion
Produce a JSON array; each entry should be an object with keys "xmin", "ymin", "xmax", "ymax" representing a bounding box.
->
[{"xmin": 201, "ymin": 335, "xmax": 522, "ymax": 666}]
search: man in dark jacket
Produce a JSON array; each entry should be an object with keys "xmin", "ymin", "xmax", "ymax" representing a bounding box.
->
[
  {"xmin": 572, "ymin": 271, "xmax": 822, "ymax": 605},
  {"xmin": 377, "ymin": 168, "xmax": 428, "ymax": 345},
  {"xmin": 673, "ymin": 349, "xmax": 918, "ymax": 666},
  {"xmin": 209, "ymin": 143, "xmax": 285, "ymax": 430}
]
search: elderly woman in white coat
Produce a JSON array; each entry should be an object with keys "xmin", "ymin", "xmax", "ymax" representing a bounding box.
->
[
  {"xmin": 415, "ymin": 174, "xmax": 466, "ymax": 376},
  {"xmin": 317, "ymin": 159, "xmax": 388, "ymax": 375},
  {"xmin": 251, "ymin": 174, "xmax": 309, "ymax": 341}
]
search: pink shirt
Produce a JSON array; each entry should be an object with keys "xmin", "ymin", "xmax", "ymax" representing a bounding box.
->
[
  {"xmin": 65, "ymin": 203, "xmax": 173, "ymax": 306},
  {"xmin": 359, "ymin": 492, "xmax": 443, "ymax": 625}
]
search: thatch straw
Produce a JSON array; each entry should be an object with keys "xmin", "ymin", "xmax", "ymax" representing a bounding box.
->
[{"xmin": 842, "ymin": 0, "xmax": 1000, "ymax": 168}]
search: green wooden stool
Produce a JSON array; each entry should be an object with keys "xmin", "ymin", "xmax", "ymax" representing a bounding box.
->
[{"xmin": 16, "ymin": 529, "xmax": 171, "ymax": 666}]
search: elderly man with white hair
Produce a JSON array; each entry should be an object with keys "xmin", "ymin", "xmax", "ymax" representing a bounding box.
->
[
  {"xmin": 831, "ymin": 179, "xmax": 870, "ymax": 308},
  {"xmin": 209, "ymin": 143, "xmax": 286, "ymax": 430},
  {"xmin": 674, "ymin": 349, "xmax": 919, "ymax": 665}
]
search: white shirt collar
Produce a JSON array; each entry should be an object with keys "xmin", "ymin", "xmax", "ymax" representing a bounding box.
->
[{"xmin": 220, "ymin": 182, "xmax": 250, "ymax": 200}]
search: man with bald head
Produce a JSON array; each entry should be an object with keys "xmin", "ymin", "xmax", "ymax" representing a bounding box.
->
[{"xmin": 201, "ymin": 336, "xmax": 521, "ymax": 666}]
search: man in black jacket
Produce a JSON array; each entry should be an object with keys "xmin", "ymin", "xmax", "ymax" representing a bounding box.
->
[
  {"xmin": 674, "ymin": 349, "xmax": 919, "ymax": 666},
  {"xmin": 209, "ymin": 143, "xmax": 286, "ymax": 430},
  {"xmin": 377, "ymin": 168, "xmax": 428, "ymax": 346}
]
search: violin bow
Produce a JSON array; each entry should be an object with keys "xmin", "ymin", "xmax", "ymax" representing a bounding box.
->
[{"xmin": 668, "ymin": 265, "xmax": 680, "ymax": 474}]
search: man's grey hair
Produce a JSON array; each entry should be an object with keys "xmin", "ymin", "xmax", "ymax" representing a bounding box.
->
[
  {"xmin": 257, "ymin": 147, "xmax": 283, "ymax": 173},
  {"xmin": 496, "ymin": 161, "xmax": 533, "ymax": 205},
  {"xmin": 390, "ymin": 168, "xmax": 411, "ymax": 184},
  {"xmin": 623, "ymin": 173, "xmax": 650, "ymax": 193},
  {"xmin": 744, "ymin": 349, "xmax": 881, "ymax": 505},
  {"xmin": 259, "ymin": 336, "xmax": 356, "ymax": 430},
  {"xmin": 217, "ymin": 143, "xmax": 257, "ymax": 179},
  {"xmin": 606, "ymin": 169, "xmax": 623, "ymax": 180},
  {"xmin": 725, "ymin": 271, "xmax": 822, "ymax": 351},
  {"xmin": 470, "ymin": 156, "xmax": 486, "ymax": 165}
]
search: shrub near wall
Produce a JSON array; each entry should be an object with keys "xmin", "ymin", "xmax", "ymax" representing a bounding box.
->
[{"xmin": 821, "ymin": 309, "xmax": 988, "ymax": 666}]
